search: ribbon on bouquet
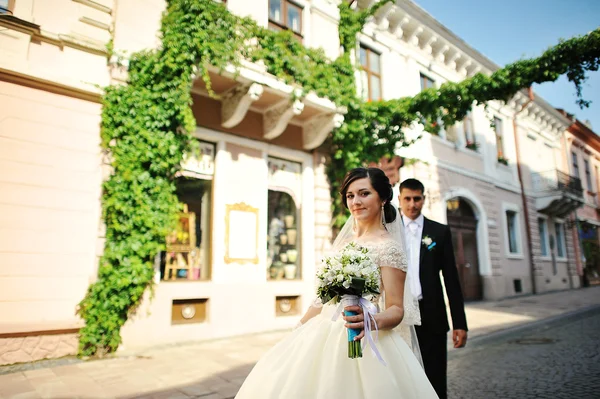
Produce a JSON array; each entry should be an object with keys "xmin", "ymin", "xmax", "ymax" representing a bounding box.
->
[{"xmin": 332, "ymin": 295, "xmax": 387, "ymax": 366}]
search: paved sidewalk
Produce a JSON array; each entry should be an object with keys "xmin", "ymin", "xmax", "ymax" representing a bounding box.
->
[{"xmin": 0, "ymin": 286, "xmax": 599, "ymax": 399}]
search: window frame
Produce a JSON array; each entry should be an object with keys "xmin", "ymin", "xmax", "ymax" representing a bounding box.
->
[
  {"xmin": 494, "ymin": 116, "xmax": 505, "ymax": 160},
  {"xmin": 538, "ymin": 217, "xmax": 550, "ymax": 258},
  {"xmin": 267, "ymin": 156, "xmax": 303, "ymax": 281},
  {"xmin": 359, "ymin": 44, "xmax": 383, "ymax": 102},
  {"xmin": 584, "ymin": 159, "xmax": 593, "ymax": 191},
  {"xmin": 268, "ymin": 0, "xmax": 303, "ymax": 40},
  {"xmin": 161, "ymin": 140, "xmax": 216, "ymax": 282},
  {"xmin": 419, "ymin": 73, "xmax": 435, "ymax": 92},
  {"xmin": 554, "ymin": 222, "xmax": 567, "ymax": 260},
  {"xmin": 463, "ymin": 112, "xmax": 475, "ymax": 144},
  {"xmin": 0, "ymin": 0, "xmax": 15, "ymax": 13},
  {"xmin": 502, "ymin": 203, "xmax": 523, "ymax": 258},
  {"xmin": 571, "ymin": 151, "xmax": 580, "ymax": 180}
]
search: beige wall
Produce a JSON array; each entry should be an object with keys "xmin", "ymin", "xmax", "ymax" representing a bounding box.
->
[
  {"xmin": 309, "ymin": 3, "xmax": 340, "ymax": 59},
  {"xmin": 112, "ymin": 0, "xmax": 165, "ymax": 56},
  {"xmin": 0, "ymin": 0, "xmax": 109, "ymax": 365},
  {"xmin": 1, "ymin": 0, "xmax": 111, "ymax": 92},
  {"xmin": 0, "ymin": 81, "xmax": 103, "ymax": 366},
  {"xmin": 228, "ymin": 0, "xmax": 268, "ymax": 28},
  {"xmin": 516, "ymin": 122, "xmax": 561, "ymax": 191}
]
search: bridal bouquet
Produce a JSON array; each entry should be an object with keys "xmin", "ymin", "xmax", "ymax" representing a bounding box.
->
[{"xmin": 316, "ymin": 242, "xmax": 381, "ymax": 359}]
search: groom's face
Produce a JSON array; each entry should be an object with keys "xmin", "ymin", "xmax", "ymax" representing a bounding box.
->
[{"xmin": 399, "ymin": 188, "xmax": 425, "ymax": 220}]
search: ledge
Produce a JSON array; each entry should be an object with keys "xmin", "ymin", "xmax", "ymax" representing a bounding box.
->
[
  {"xmin": 0, "ymin": 15, "xmax": 107, "ymax": 56},
  {"xmin": 0, "ymin": 14, "xmax": 40, "ymax": 34},
  {"xmin": 195, "ymin": 60, "xmax": 345, "ymax": 150},
  {"xmin": 0, "ymin": 320, "xmax": 83, "ymax": 337},
  {"xmin": 0, "ymin": 67, "xmax": 103, "ymax": 102}
]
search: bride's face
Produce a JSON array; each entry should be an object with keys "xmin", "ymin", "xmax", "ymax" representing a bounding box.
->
[{"xmin": 345, "ymin": 177, "xmax": 382, "ymax": 223}]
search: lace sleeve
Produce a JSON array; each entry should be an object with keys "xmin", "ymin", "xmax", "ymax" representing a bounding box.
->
[{"xmin": 377, "ymin": 240, "xmax": 408, "ymax": 271}]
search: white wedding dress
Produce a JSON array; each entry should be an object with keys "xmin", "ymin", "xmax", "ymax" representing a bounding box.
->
[{"xmin": 235, "ymin": 238, "xmax": 439, "ymax": 399}]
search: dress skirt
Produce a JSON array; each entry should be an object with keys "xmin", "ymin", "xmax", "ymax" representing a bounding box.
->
[{"xmin": 235, "ymin": 303, "xmax": 438, "ymax": 399}]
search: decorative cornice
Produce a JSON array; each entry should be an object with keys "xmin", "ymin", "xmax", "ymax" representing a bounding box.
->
[
  {"xmin": 0, "ymin": 15, "xmax": 40, "ymax": 35},
  {"xmin": 358, "ymin": 0, "xmax": 571, "ymax": 130},
  {"xmin": 72, "ymin": 0, "xmax": 112, "ymax": 14},
  {"xmin": 79, "ymin": 16, "xmax": 111, "ymax": 31},
  {"xmin": 303, "ymin": 112, "xmax": 345, "ymax": 150},
  {"xmin": 263, "ymin": 99, "xmax": 305, "ymax": 140},
  {"xmin": 221, "ymin": 83, "xmax": 264, "ymax": 128},
  {"xmin": 0, "ymin": 68, "xmax": 102, "ymax": 103}
]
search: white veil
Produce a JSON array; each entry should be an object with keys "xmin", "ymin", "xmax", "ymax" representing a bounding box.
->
[{"xmin": 329, "ymin": 207, "xmax": 424, "ymax": 366}]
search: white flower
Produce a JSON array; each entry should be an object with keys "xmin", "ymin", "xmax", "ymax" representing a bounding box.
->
[
  {"xmin": 317, "ymin": 242, "xmax": 381, "ymax": 304},
  {"xmin": 422, "ymin": 236, "xmax": 433, "ymax": 246}
]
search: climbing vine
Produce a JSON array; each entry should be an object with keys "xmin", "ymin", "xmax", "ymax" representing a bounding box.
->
[{"xmin": 77, "ymin": 0, "xmax": 600, "ymax": 356}]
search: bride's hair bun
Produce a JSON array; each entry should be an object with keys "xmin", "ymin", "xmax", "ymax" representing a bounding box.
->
[{"xmin": 339, "ymin": 167, "xmax": 397, "ymax": 224}]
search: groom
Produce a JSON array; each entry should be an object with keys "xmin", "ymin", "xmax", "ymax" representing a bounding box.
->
[{"xmin": 399, "ymin": 178, "xmax": 468, "ymax": 399}]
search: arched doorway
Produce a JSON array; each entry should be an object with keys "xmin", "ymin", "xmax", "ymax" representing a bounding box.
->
[{"xmin": 446, "ymin": 197, "xmax": 482, "ymax": 301}]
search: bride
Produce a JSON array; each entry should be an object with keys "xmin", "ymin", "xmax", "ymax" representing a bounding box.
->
[{"xmin": 235, "ymin": 167, "xmax": 438, "ymax": 399}]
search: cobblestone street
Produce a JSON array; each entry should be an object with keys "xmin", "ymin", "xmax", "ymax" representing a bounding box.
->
[
  {"xmin": 0, "ymin": 287, "xmax": 598, "ymax": 398},
  {"xmin": 448, "ymin": 307, "xmax": 600, "ymax": 399}
]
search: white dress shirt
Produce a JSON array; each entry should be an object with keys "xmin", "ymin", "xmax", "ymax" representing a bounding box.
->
[{"xmin": 402, "ymin": 213, "xmax": 424, "ymax": 300}]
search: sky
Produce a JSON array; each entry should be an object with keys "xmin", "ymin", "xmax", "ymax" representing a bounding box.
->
[{"xmin": 412, "ymin": 0, "xmax": 600, "ymax": 131}]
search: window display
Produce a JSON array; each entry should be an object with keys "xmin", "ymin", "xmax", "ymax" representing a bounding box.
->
[
  {"xmin": 267, "ymin": 156, "xmax": 302, "ymax": 281},
  {"xmin": 267, "ymin": 190, "xmax": 299, "ymax": 280},
  {"xmin": 161, "ymin": 140, "xmax": 215, "ymax": 282}
]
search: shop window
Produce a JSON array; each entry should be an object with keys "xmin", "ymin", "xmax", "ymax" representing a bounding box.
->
[
  {"xmin": 267, "ymin": 157, "xmax": 302, "ymax": 281},
  {"xmin": 267, "ymin": 190, "xmax": 299, "ymax": 280},
  {"xmin": 161, "ymin": 141, "xmax": 214, "ymax": 282},
  {"xmin": 580, "ymin": 223, "xmax": 600, "ymax": 285}
]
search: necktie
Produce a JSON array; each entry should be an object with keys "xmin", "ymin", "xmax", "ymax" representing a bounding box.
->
[
  {"xmin": 406, "ymin": 221, "xmax": 423, "ymax": 300},
  {"xmin": 408, "ymin": 222, "xmax": 418, "ymax": 236}
]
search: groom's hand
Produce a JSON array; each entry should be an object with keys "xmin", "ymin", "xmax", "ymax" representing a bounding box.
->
[{"xmin": 453, "ymin": 329, "xmax": 467, "ymax": 348}]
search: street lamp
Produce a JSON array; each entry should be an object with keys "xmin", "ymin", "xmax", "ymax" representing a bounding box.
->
[{"xmin": 447, "ymin": 197, "xmax": 460, "ymax": 212}]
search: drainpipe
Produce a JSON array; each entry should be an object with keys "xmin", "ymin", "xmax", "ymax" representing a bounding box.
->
[{"xmin": 512, "ymin": 87, "xmax": 537, "ymax": 294}]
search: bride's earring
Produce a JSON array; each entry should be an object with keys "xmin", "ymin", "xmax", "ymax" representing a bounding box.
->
[{"xmin": 381, "ymin": 204, "xmax": 386, "ymax": 228}]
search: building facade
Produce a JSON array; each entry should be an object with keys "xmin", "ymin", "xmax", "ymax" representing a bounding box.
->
[
  {"xmin": 558, "ymin": 111, "xmax": 600, "ymax": 286},
  {"xmin": 1, "ymin": 0, "xmax": 344, "ymax": 364},
  {"xmin": 0, "ymin": 0, "xmax": 110, "ymax": 365},
  {"xmin": 351, "ymin": 0, "xmax": 581, "ymax": 299},
  {"xmin": 0, "ymin": 0, "xmax": 587, "ymax": 365}
]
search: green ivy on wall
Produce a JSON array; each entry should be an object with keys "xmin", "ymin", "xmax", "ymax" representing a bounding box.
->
[{"xmin": 77, "ymin": 0, "xmax": 600, "ymax": 356}]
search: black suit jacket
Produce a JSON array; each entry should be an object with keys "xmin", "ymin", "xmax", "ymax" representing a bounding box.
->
[{"xmin": 417, "ymin": 217, "xmax": 468, "ymax": 334}]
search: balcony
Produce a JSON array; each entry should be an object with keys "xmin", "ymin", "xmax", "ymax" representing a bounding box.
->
[
  {"xmin": 189, "ymin": 61, "xmax": 345, "ymax": 151},
  {"xmin": 531, "ymin": 170, "xmax": 584, "ymax": 217}
]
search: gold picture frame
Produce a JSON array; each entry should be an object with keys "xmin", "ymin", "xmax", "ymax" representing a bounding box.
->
[{"xmin": 224, "ymin": 202, "xmax": 259, "ymax": 264}]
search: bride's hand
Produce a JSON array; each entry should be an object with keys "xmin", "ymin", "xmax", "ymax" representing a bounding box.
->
[{"xmin": 343, "ymin": 305, "xmax": 365, "ymax": 340}]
